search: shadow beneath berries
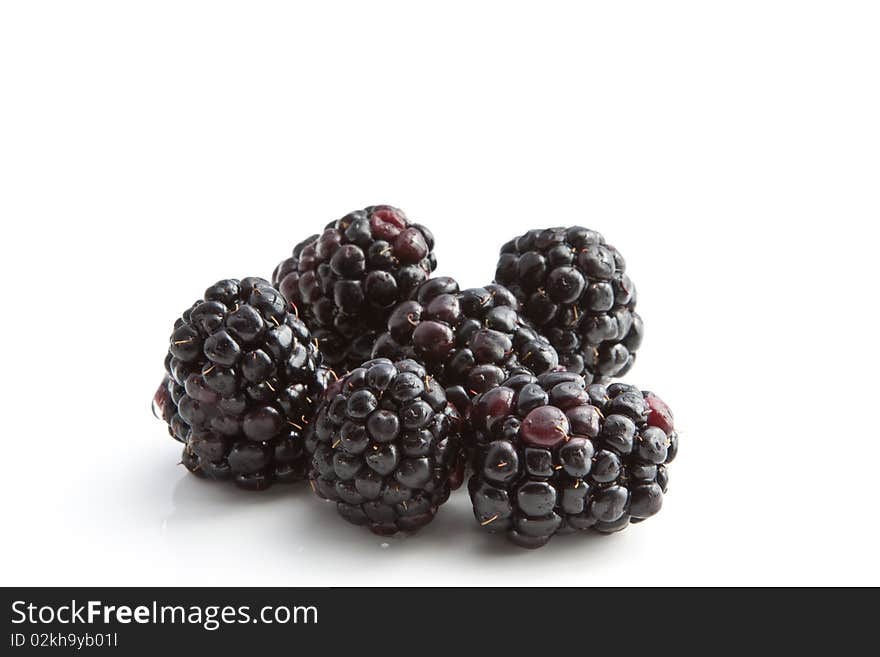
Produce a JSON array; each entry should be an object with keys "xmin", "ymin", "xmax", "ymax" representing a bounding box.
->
[
  {"xmin": 290, "ymin": 488, "xmax": 483, "ymax": 554},
  {"xmin": 471, "ymin": 527, "xmax": 621, "ymax": 558},
  {"xmin": 164, "ymin": 469, "xmax": 625, "ymax": 560},
  {"xmin": 164, "ymin": 469, "xmax": 311, "ymax": 529}
]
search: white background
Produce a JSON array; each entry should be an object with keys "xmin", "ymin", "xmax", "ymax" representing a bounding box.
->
[{"xmin": 1, "ymin": 1, "xmax": 878, "ymax": 587}]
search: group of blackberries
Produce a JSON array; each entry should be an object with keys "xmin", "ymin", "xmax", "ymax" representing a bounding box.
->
[{"xmin": 153, "ymin": 205, "xmax": 678, "ymax": 548}]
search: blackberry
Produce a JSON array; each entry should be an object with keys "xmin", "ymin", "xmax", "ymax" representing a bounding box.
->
[
  {"xmin": 494, "ymin": 227, "xmax": 642, "ymax": 381},
  {"xmin": 372, "ymin": 277, "xmax": 559, "ymax": 417},
  {"xmin": 272, "ymin": 205, "xmax": 437, "ymax": 373},
  {"xmin": 270, "ymin": 233, "xmax": 319, "ymax": 312},
  {"xmin": 156, "ymin": 277, "xmax": 330, "ymax": 490},
  {"xmin": 468, "ymin": 370, "xmax": 678, "ymax": 548},
  {"xmin": 305, "ymin": 358, "xmax": 465, "ymax": 535}
]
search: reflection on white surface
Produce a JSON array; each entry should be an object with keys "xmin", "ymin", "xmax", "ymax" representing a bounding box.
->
[{"xmin": 161, "ymin": 462, "xmax": 629, "ymax": 565}]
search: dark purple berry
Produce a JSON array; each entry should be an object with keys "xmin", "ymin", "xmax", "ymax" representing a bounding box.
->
[
  {"xmin": 155, "ymin": 278, "xmax": 330, "ymax": 490},
  {"xmin": 306, "ymin": 358, "xmax": 464, "ymax": 535},
  {"xmin": 371, "ymin": 277, "xmax": 559, "ymax": 422},
  {"xmin": 272, "ymin": 206, "xmax": 437, "ymax": 373},
  {"xmin": 495, "ymin": 226, "xmax": 641, "ymax": 382},
  {"xmin": 468, "ymin": 372, "xmax": 678, "ymax": 547}
]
